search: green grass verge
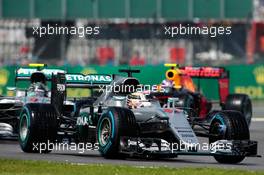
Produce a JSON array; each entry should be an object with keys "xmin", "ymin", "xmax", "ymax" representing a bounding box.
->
[{"xmin": 0, "ymin": 158, "xmax": 263, "ymax": 175}]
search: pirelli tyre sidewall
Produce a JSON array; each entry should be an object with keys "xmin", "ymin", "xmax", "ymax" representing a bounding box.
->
[
  {"xmin": 97, "ymin": 107, "xmax": 137, "ymax": 158},
  {"xmin": 209, "ymin": 110, "xmax": 250, "ymax": 164},
  {"xmin": 19, "ymin": 107, "xmax": 31, "ymax": 149},
  {"xmin": 19, "ymin": 103, "xmax": 57, "ymax": 153},
  {"xmin": 97, "ymin": 110, "xmax": 118, "ymax": 158}
]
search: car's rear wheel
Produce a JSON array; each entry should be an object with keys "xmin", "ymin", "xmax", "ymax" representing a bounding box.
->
[
  {"xmin": 209, "ymin": 111, "xmax": 249, "ymax": 164},
  {"xmin": 224, "ymin": 94, "xmax": 252, "ymax": 126},
  {"xmin": 173, "ymin": 93, "xmax": 195, "ymax": 118},
  {"xmin": 174, "ymin": 94, "xmax": 193, "ymax": 108},
  {"xmin": 19, "ymin": 104, "xmax": 57, "ymax": 153}
]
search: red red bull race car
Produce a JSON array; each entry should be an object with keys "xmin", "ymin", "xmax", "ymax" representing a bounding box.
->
[{"xmin": 150, "ymin": 64, "xmax": 252, "ymax": 126}]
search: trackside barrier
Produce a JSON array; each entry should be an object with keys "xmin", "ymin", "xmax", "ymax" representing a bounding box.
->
[{"xmin": 0, "ymin": 64, "xmax": 263, "ymax": 100}]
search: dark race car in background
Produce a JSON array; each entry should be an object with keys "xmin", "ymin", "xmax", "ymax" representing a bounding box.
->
[{"xmin": 150, "ymin": 65, "xmax": 252, "ymax": 126}]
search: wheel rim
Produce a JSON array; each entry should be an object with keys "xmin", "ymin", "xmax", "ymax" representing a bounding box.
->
[
  {"xmin": 99, "ymin": 118, "xmax": 112, "ymax": 146},
  {"xmin": 20, "ymin": 114, "xmax": 28, "ymax": 141}
]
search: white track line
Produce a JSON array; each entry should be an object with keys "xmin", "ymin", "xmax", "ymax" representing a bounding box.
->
[{"xmin": 252, "ymin": 118, "xmax": 264, "ymax": 122}]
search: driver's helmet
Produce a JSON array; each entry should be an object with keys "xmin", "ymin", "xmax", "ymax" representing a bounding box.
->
[
  {"xmin": 126, "ymin": 92, "xmax": 149, "ymax": 109},
  {"xmin": 161, "ymin": 79, "xmax": 175, "ymax": 93},
  {"xmin": 27, "ymin": 82, "xmax": 48, "ymax": 97},
  {"xmin": 161, "ymin": 79, "xmax": 174, "ymax": 87},
  {"xmin": 165, "ymin": 67, "xmax": 182, "ymax": 89}
]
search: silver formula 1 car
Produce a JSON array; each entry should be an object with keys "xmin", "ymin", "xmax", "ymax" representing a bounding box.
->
[
  {"xmin": 18, "ymin": 69, "xmax": 259, "ymax": 164},
  {"xmin": 0, "ymin": 64, "xmax": 73, "ymax": 138}
]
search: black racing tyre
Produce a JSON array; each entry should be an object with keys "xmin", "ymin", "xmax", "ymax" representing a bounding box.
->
[
  {"xmin": 97, "ymin": 107, "xmax": 138, "ymax": 158},
  {"xmin": 174, "ymin": 94, "xmax": 193, "ymax": 108},
  {"xmin": 224, "ymin": 94, "xmax": 252, "ymax": 126},
  {"xmin": 209, "ymin": 110, "xmax": 249, "ymax": 164},
  {"xmin": 19, "ymin": 103, "xmax": 57, "ymax": 153},
  {"xmin": 174, "ymin": 93, "xmax": 194, "ymax": 118}
]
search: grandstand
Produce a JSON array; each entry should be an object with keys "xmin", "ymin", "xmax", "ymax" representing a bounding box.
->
[{"xmin": 0, "ymin": 0, "xmax": 261, "ymax": 66}]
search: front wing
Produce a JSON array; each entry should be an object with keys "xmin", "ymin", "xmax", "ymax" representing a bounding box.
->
[{"xmin": 119, "ymin": 137, "xmax": 260, "ymax": 159}]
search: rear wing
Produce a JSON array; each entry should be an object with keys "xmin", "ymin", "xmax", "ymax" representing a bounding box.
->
[
  {"xmin": 15, "ymin": 66, "xmax": 112, "ymax": 88},
  {"xmin": 15, "ymin": 67, "xmax": 66, "ymax": 81},
  {"xmin": 65, "ymin": 74, "xmax": 112, "ymax": 88},
  {"xmin": 179, "ymin": 67, "xmax": 229, "ymax": 79},
  {"xmin": 179, "ymin": 66, "xmax": 229, "ymax": 104},
  {"xmin": 50, "ymin": 73, "xmax": 112, "ymax": 114}
]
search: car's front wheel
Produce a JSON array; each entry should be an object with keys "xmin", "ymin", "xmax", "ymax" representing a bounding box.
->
[
  {"xmin": 209, "ymin": 110, "xmax": 249, "ymax": 164},
  {"xmin": 97, "ymin": 107, "xmax": 137, "ymax": 158}
]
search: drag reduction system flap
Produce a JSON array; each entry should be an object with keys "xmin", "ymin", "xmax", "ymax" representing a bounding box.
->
[{"xmin": 65, "ymin": 73, "xmax": 112, "ymax": 88}]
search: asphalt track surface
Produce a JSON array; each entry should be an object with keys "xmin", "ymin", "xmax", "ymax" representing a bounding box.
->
[{"xmin": 0, "ymin": 104, "xmax": 264, "ymax": 170}]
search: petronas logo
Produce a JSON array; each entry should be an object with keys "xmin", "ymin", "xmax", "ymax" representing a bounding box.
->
[
  {"xmin": 254, "ymin": 66, "xmax": 264, "ymax": 85},
  {"xmin": 0, "ymin": 69, "xmax": 9, "ymax": 85}
]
